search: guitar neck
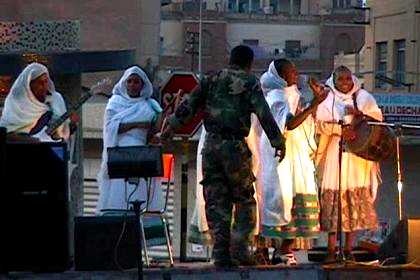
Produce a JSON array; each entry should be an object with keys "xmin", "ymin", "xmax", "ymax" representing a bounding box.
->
[{"xmin": 46, "ymin": 91, "xmax": 92, "ymax": 135}]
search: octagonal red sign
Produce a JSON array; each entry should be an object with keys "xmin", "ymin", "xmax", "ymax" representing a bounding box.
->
[{"xmin": 160, "ymin": 72, "xmax": 204, "ymax": 137}]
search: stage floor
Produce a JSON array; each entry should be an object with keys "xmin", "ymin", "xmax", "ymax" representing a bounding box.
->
[{"xmin": 2, "ymin": 262, "xmax": 420, "ymax": 280}]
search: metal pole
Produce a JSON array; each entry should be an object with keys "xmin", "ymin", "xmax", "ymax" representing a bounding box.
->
[
  {"xmin": 198, "ymin": 0, "xmax": 203, "ymax": 78},
  {"xmin": 180, "ymin": 139, "xmax": 189, "ymax": 262},
  {"xmin": 336, "ymin": 122, "xmax": 345, "ymax": 263},
  {"xmin": 395, "ymin": 128, "xmax": 403, "ymax": 221},
  {"xmin": 131, "ymin": 200, "xmax": 143, "ymax": 280}
]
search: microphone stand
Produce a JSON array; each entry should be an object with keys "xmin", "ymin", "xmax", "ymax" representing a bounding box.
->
[{"xmin": 336, "ymin": 120, "xmax": 346, "ymax": 263}]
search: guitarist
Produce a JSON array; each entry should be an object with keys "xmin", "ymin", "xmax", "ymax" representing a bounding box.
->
[{"xmin": 0, "ymin": 63, "xmax": 77, "ymax": 142}]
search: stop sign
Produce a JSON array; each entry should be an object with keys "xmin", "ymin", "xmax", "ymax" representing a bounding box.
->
[{"xmin": 160, "ymin": 72, "xmax": 204, "ymax": 137}]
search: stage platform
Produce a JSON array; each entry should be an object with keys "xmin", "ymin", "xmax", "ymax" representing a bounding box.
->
[{"xmin": 1, "ymin": 262, "xmax": 420, "ymax": 280}]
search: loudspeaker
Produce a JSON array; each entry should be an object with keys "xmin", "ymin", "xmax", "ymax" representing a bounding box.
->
[
  {"xmin": 107, "ymin": 145, "xmax": 163, "ymax": 179},
  {"xmin": 0, "ymin": 142, "xmax": 70, "ymax": 272},
  {"xmin": 74, "ymin": 215, "xmax": 138, "ymax": 271},
  {"xmin": 378, "ymin": 218, "xmax": 420, "ymax": 265}
]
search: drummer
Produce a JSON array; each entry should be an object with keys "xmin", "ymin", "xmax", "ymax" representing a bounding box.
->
[{"xmin": 314, "ymin": 65, "xmax": 383, "ymax": 263}]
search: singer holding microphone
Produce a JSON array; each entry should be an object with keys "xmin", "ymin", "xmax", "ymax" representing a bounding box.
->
[{"xmin": 314, "ymin": 66, "xmax": 383, "ymax": 263}]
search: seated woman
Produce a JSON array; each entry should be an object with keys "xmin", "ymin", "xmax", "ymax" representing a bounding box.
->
[
  {"xmin": 96, "ymin": 66, "xmax": 163, "ymax": 213},
  {"xmin": 0, "ymin": 62, "xmax": 71, "ymax": 142}
]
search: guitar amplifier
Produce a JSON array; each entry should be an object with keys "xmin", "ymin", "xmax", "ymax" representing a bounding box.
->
[
  {"xmin": 74, "ymin": 215, "xmax": 137, "ymax": 271},
  {"xmin": 107, "ymin": 145, "xmax": 163, "ymax": 179},
  {"xmin": 0, "ymin": 142, "xmax": 70, "ymax": 272}
]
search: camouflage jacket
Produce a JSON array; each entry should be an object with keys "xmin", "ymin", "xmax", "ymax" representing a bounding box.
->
[{"xmin": 168, "ymin": 68, "xmax": 285, "ymax": 149}]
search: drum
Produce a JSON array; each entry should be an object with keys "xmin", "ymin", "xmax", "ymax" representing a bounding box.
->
[{"xmin": 345, "ymin": 116, "xmax": 396, "ymax": 161}]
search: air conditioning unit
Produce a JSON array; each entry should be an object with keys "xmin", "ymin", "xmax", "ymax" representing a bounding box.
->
[{"xmin": 263, "ymin": 6, "xmax": 273, "ymax": 15}]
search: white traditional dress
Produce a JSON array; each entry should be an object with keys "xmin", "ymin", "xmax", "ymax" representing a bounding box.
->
[
  {"xmin": 188, "ymin": 127, "xmax": 213, "ymax": 245},
  {"xmin": 315, "ymin": 75, "xmax": 382, "ymax": 232},
  {"xmin": 96, "ymin": 66, "xmax": 164, "ymax": 213},
  {"xmin": 260, "ymin": 62, "xmax": 320, "ymax": 239},
  {"xmin": 0, "ymin": 63, "xmax": 69, "ymax": 140}
]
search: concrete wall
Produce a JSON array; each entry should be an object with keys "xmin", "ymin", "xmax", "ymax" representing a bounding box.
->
[
  {"xmin": 160, "ymin": 3, "xmax": 364, "ymax": 79},
  {"xmin": 364, "ymin": 0, "xmax": 420, "ymax": 92},
  {"xmin": 161, "ymin": 20, "xmax": 185, "ymax": 56},
  {"xmin": 334, "ymin": 49, "xmax": 365, "ymax": 84},
  {"xmin": 160, "ymin": 20, "xmax": 228, "ymax": 75},
  {"xmin": 226, "ymin": 22, "xmax": 321, "ymax": 59},
  {"xmin": 0, "ymin": 0, "xmax": 160, "ymax": 65},
  {"xmin": 319, "ymin": 24, "xmax": 365, "ymax": 78}
]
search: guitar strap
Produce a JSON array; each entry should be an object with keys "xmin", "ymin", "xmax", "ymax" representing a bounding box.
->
[{"xmin": 352, "ymin": 90, "xmax": 359, "ymax": 111}]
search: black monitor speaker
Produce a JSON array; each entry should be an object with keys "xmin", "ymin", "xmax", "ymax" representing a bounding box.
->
[
  {"xmin": 107, "ymin": 145, "xmax": 163, "ymax": 179},
  {"xmin": 379, "ymin": 218, "xmax": 420, "ymax": 265},
  {"xmin": 74, "ymin": 215, "xmax": 138, "ymax": 271}
]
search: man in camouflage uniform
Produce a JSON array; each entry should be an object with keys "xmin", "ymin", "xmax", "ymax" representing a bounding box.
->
[{"xmin": 161, "ymin": 45, "xmax": 285, "ymax": 267}]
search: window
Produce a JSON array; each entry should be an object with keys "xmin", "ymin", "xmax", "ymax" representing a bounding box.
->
[
  {"xmin": 228, "ymin": 0, "xmax": 237, "ymax": 12},
  {"xmin": 278, "ymin": 0, "xmax": 301, "ymax": 14},
  {"xmin": 278, "ymin": 0, "xmax": 290, "ymax": 13},
  {"xmin": 160, "ymin": 37, "xmax": 164, "ymax": 55},
  {"xmin": 333, "ymin": 0, "xmax": 352, "ymax": 9},
  {"xmin": 292, "ymin": 0, "xmax": 301, "ymax": 15},
  {"xmin": 243, "ymin": 39, "xmax": 259, "ymax": 46},
  {"xmin": 270, "ymin": 0, "xmax": 278, "ymax": 13},
  {"xmin": 251, "ymin": 0, "xmax": 260, "ymax": 12},
  {"xmin": 336, "ymin": 33, "xmax": 353, "ymax": 54},
  {"xmin": 285, "ymin": 40, "xmax": 301, "ymax": 58},
  {"xmin": 238, "ymin": 0, "xmax": 249, "ymax": 13},
  {"xmin": 394, "ymin": 40, "xmax": 406, "ymax": 85},
  {"xmin": 376, "ymin": 42, "xmax": 388, "ymax": 88}
]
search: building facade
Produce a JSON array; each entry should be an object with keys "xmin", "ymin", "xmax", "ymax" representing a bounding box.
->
[
  {"xmin": 160, "ymin": 0, "xmax": 365, "ymax": 81},
  {"xmin": 363, "ymin": 0, "xmax": 420, "ymax": 92}
]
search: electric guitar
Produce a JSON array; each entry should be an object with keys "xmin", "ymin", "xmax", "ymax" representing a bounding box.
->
[{"xmin": 29, "ymin": 78, "xmax": 111, "ymax": 142}]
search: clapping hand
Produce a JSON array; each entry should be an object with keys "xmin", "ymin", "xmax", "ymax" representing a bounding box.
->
[
  {"xmin": 159, "ymin": 124, "xmax": 174, "ymax": 145},
  {"xmin": 274, "ymin": 141, "xmax": 286, "ymax": 162},
  {"xmin": 309, "ymin": 77, "xmax": 329, "ymax": 106}
]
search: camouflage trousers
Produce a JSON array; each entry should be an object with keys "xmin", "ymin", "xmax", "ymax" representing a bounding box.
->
[{"xmin": 201, "ymin": 134, "xmax": 256, "ymax": 263}]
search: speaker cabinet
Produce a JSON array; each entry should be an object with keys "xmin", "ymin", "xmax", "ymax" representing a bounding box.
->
[
  {"xmin": 74, "ymin": 215, "xmax": 138, "ymax": 271},
  {"xmin": 379, "ymin": 218, "xmax": 420, "ymax": 265},
  {"xmin": 0, "ymin": 142, "xmax": 70, "ymax": 272}
]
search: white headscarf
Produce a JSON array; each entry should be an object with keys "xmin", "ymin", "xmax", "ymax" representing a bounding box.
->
[
  {"xmin": 317, "ymin": 74, "xmax": 382, "ymax": 122},
  {"xmin": 260, "ymin": 61, "xmax": 287, "ymax": 96},
  {"xmin": 96, "ymin": 66, "xmax": 162, "ymax": 213},
  {"xmin": 0, "ymin": 63, "xmax": 68, "ymax": 138},
  {"xmin": 103, "ymin": 66, "xmax": 161, "ymax": 148},
  {"xmin": 112, "ymin": 66, "xmax": 153, "ymax": 99},
  {"xmin": 261, "ymin": 61, "xmax": 302, "ymax": 133}
]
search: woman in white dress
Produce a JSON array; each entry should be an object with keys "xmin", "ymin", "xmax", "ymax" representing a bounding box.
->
[
  {"xmin": 259, "ymin": 59, "xmax": 326, "ymax": 265},
  {"xmin": 96, "ymin": 66, "xmax": 164, "ymax": 213},
  {"xmin": 0, "ymin": 62, "xmax": 70, "ymax": 142},
  {"xmin": 315, "ymin": 66, "xmax": 382, "ymax": 262}
]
